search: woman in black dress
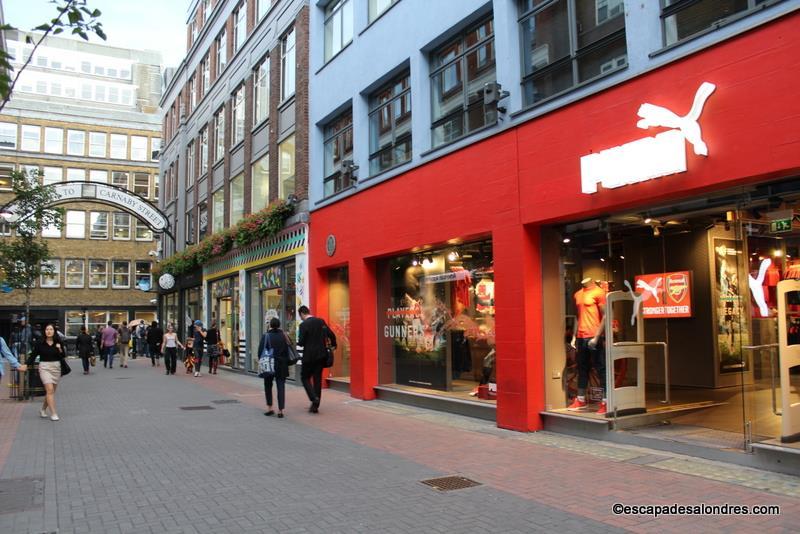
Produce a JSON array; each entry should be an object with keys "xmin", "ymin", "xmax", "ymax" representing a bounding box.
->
[
  {"xmin": 205, "ymin": 321, "xmax": 221, "ymax": 375},
  {"xmin": 75, "ymin": 326, "xmax": 95, "ymax": 375},
  {"xmin": 28, "ymin": 324, "xmax": 66, "ymax": 421},
  {"xmin": 146, "ymin": 321, "xmax": 164, "ymax": 367}
]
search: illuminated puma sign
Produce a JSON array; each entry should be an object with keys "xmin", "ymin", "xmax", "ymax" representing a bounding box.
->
[{"xmin": 580, "ymin": 82, "xmax": 716, "ymax": 194}]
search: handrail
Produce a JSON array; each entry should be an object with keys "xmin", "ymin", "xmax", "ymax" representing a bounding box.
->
[
  {"xmin": 612, "ymin": 341, "xmax": 670, "ymax": 404},
  {"xmin": 743, "ymin": 343, "xmax": 781, "ymax": 416}
]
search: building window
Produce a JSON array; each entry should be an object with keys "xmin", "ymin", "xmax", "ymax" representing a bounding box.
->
[
  {"xmin": 112, "ymin": 260, "xmax": 130, "ymax": 288},
  {"xmin": 202, "ymin": 54, "xmax": 210, "ymax": 97},
  {"xmin": 662, "ymin": 0, "xmax": 768, "ymax": 46},
  {"xmin": 216, "ymin": 29, "xmax": 227, "ymax": 76},
  {"xmin": 200, "ymin": 127, "xmax": 209, "ymax": 175},
  {"xmin": 90, "ymin": 211, "xmax": 109, "ymax": 239},
  {"xmin": 66, "ymin": 210, "xmax": 85, "ymax": 238},
  {"xmin": 187, "ymin": 140, "xmax": 196, "ymax": 186},
  {"xmin": 42, "ymin": 166, "xmax": 62, "ymax": 186},
  {"xmin": 112, "ymin": 171, "xmax": 128, "ymax": 189},
  {"xmin": 151, "ymin": 138, "xmax": 161, "ymax": 160},
  {"xmin": 135, "ymin": 261, "xmax": 152, "ymax": 291},
  {"xmin": 66, "ymin": 168, "xmax": 84, "ymax": 182},
  {"xmin": 233, "ymin": 1, "xmax": 247, "ymax": 53},
  {"xmin": 198, "ymin": 201, "xmax": 208, "ymax": 240},
  {"xmin": 257, "ymin": 0, "xmax": 271, "ymax": 20},
  {"xmin": 278, "ymin": 134, "xmax": 295, "ymax": 200},
  {"xmin": 519, "ymin": 0, "xmax": 627, "ymax": 106},
  {"xmin": 133, "ymin": 172, "xmax": 150, "ymax": 197},
  {"xmin": 89, "ymin": 169, "xmax": 108, "ymax": 183},
  {"xmin": 42, "ymin": 222, "xmax": 61, "ymax": 238},
  {"xmin": 369, "ymin": 0, "xmax": 398, "ymax": 22},
  {"xmin": 21, "ymin": 125, "xmax": 41, "ymax": 151},
  {"xmin": 323, "ymin": 110, "xmax": 353, "ymax": 197},
  {"xmin": 232, "ymin": 85, "xmax": 245, "ymax": 145},
  {"xmin": 251, "ymin": 154, "xmax": 269, "ymax": 212},
  {"xmin": 212, "ymin": 187, "xmax": 225, "ymax": 233},
  {"xmin": 0, "ymin": 220, "xmax": 11, "ymax": 236},
  {"xmin": 40, "ymin": 260, "xmax": 60, "ymax": 288},
  {"xmin": 214, "ymin": 107, "xmax": 225, "ymax": 161},
  {"xmin": 0, "ymin": 123, "xmax": 17, "ymax": 149},
  {"xmin": 96, "ymin": 85, "xmax": 106, "ymax": 101},
  {"xmin": 369, "ymin": 72, "xmax": 411, "ymax": 175},
  {"xmin": 324, "ymin": 0, "xmax": 353, "ymax": 62},
  {"xmin": 230, "ymin": 173, "xmax": 245, "ymax": 225},
  {"xmin": 186, "ymin": 210, "xmax": 196, "ymax": 244},
  {"xmin": 110, "ymin": 134, "xmax": 127, "ymax": 159},
  {"xmin": 89, "ymin": 132, "xmax": 107, "ymax": 157},
  {"xmin": 108, "ymin": 87, "xmax": 119, "ymax": 103},
  {"xmin": 131, "ymin": 135, "xmax": 148, "ymax": 161},
  {"xmin": 254, "ymin": 56, "xmax": 270, "ymax": 125},
  {"xmin": 65, "ymin": 259, "xmax": 85, "ymax": 288},
  {"xmin": 281, "ymin": 27, "xmax": 296, "ymax": 101},
  {"xmin": 113, "ymin": 212, "xmax": 131, "ymax": 239},
  {"xmin": 0, "ymin": 165, "xmax": 13, "ymax": 191},
  {"xmin": 89, "ymin": 260, "xmax": 108, "ymax": 288},
  {"xmin": 44, "ymin": 127, "xmax": 63, "ymax": 154},
  {"xmin": 189, "ymin": 75, "xmax": 196, "ymax": 112},
  {"xmin": 135, "ymin": 220, "xmax": 152, "ymax": 241},
  {"xmin": 67, "ymin": 129, "xmax": 85, "ymax": 155},
  {"xmin": 431, "ymin": 17, "xmax": 496, "ymax": 147}
]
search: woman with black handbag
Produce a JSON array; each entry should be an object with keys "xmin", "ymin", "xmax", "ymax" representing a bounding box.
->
[
  {"xmin": 257, "ymin": 318, "xmax": 290, "ymax": 418},
  {"xmin": 27, "ymin": 324, "xmax": 68, "ymax": 421}
]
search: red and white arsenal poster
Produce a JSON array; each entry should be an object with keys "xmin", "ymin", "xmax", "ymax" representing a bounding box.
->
[{"xmin": 633, "ymin": 271, "xmax": 692, "ymax": 318}]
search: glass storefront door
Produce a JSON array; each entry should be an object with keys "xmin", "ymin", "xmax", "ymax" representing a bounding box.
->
[
  {"xmin": 328, "ymin": 267, "xmax": 351, "ymax": 378},
  {"xmin": 248, "ymin": 261, "xmax": 297, "ymax": 375},
  {"xmin": 183, "ymin": 286, "xmax": 202, "ymax": 341},
  {"xmin": 211, "ymin": 276, "xmax": 239, "ymax": 367}
]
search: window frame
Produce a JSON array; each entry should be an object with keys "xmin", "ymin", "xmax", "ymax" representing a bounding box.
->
[
  {"xmin": 112, "ymin": 260, "xmax": 131, "ymax": 289},
  {"xmin": 368, "ymin": 0, "xmax": 399, "ymax": 23},
  {"xmin": 278, "ymin": 134, "xmax": 295, "ymax": 200},
  {"xmin": 89, "ymin": 132, "xmax": 107, "ymax": 157},
  {"xmin": 214, "ymin": 107, "xmax": 226, "ymax": 162},
  {"xmin": 66, "ymin": 129, "xmax": 85, "ymax": 155},
  {"xmin": 253, "ymin": 56, "xmax": 270, "ymax": 126},
  {"xmin": 44, "ymin": 127, "xmax": 64, "ymax": 154},
  {"xmin": 324, "ymin": 0, "xmax": 354, "ymax": 62},
  {"xmin": 232, "ymin": 84, "xmax": 246, "ymax": 146},
  {"xmin": 89, "ymin": 259, "xmax": 108, "ymax": 288},
  {"xmin": 251, "ymin": 154, "xmax": 269, "ymax": 212},
  {"xmin": 112, "ymin": 212, "xmax": 131, "ymax": 240},
  {"xmin": 323, "ymin": 109, "xmax": 354, "ymax": 198},
  {"xmin": 110, "ymin": 133, "xmax": 128, "ymax": 159},
  {"xmin": 0, "ymin": 122, "xmax": 18, "ymax": 149},
  {"xmin": 212, "ymin": 187, "xmax": 225, "ymax": 234},
  {"xmin": 133, "ymin": 172, "xmax": 150, "ymax": 198},
  {"xmin": 65, "ymin": 210, "xmax": 85, "ymax": 239},
  {"xmin": 64, "ymin": 258, "xmax": 85, "ymax": 288},
  {"xmin": 369, "ymin": 71, "xmax": 412, "ymax": 175},
  {"xmin": 135, "ymin": 220, "xmax": 153, "ymax": 241},
  {"xmin": 21, "ymin": 125, "xmax": 41, "ymax": 151},
  {"xmin": 187, "ymin": 140, "xmax": 196, "ymax": 186},
  {"xmin": 233, "ymin": 1, "xmax": 248, "ymax": 53},
  {"xmin": 200, "ymin": 127, "xmax": 209, "ymax": 175},
  {"xmin": 40, "ymin": 259, "xmax": 61, "ymax": 288},
  {"xmin": 89, "ymin": 211, "xmax": 109, "ymax": 240},
  {"xmin": 131, "ymin": 135, "xmax": 148, "ymax": 161},
  {"xmin": 280, "ymin": 27, "xmax": 296, "ymax": 102},
  {"xmin": 216, "ymin": 28, "xmax": 228, "ymax": 76},
  {"xmin": 89, "ymin": 169, "xmax": 108, "ymax": 183},
  {"xmin": 135, "ymin": 261, "xmax": 153, "ymax": 291},
  {"xmin": 230, "ymin": 173, "xmax": 245, "ymax": 226}
]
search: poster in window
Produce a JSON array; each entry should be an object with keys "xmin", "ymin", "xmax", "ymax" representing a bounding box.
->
[{"xmin": 713, "ymin": 238, "xmax": 751, "ymax": 373}]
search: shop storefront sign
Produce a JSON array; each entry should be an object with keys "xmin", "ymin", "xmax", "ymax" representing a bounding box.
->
[
  {"xmin": 256, "ymin": 266, "xmax": 282, "ymax": 290},
  {"xmin": 212, "ymin": 277, "xmax": 233, "ymax": 298},
  {"xmin": 633, "ymin": 271, "xmax": 693, "ymax": 318},
  {"xmin": 580, "ymin": 82, "xmax": 716, "ymax": 194}
]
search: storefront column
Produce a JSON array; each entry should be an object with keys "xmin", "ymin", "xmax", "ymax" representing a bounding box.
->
[
  {"xmin": 493, "ymin": 223, "xmax": 544, "ymax": 431},
  {"xmin": 349, "ymin": 259, "xmax": 378, "ymax": 400}
]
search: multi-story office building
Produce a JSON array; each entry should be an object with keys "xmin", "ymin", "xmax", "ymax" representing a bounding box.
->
[
  {"xmin": 308, "ymin": 0, "xmax": 800, "ymax": 465},
  {"xmin": 0, "ymin": 30, "xmax": 163, "ymax": 340},
  {"xmin": 157, "ymin": 0, "xmax": 309, "ymax": 372}
]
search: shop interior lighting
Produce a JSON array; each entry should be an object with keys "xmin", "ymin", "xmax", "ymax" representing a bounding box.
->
[
  {"xmin": 447, "ymin": 250, "xmax": 460, "ymax": 261},
  {"xmin": 644, "ymin": 217, "xmax": 653, "ymax": 224},
  {"xmin": 562, "ymin": 237, "xmax": 571, "ymax": 244},
  {"xmin": 600, "ymin": 257, "xmax": 606, "ymax": 262},
  {"xmin": 774, "ymin": 249, "xmax": 783, "ymax": 257},
  {"xmin": 411, "ymin": 258, "xmax": 419, "ymax": 267}
]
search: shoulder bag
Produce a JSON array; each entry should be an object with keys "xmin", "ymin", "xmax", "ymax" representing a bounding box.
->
[
  {"xmin": 283, "ymin": 332, "xmax": 300, "ymax": 366},
  {"xmin": 322, "ymin": 326, "xmax": 334, "ymax": 369},
  {"xmin": 257, "ymin": 333, "xmax": 275, "ymax": 378},
  {"xmin": 57, "ymin": 344, "xmax": 71, "ymax": 376}
]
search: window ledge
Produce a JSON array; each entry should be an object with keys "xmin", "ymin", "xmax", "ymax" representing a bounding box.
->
[
  {"xmin": 420, "ymin": 121, "xmax": 497, "ymax": 159},
  {"xmin": 359, "ymin": 1, "xmax": 402, "ymax": 36},
  {"xmin": 317, "ymin": 184, "xmax": 357, "ymax": 205},
  {"xmin": 314, "ymin": 41, "xmax": 353, "ymax": 76},
  {"xmin": 363, "ymin": 159, "xmax": 413, "ymax": 183},
  {"xmin": 252, "ymin": 118, "xmax": 269, "ymax": 135},
  {"xmin": 212, "ymin": 159, "xmax": 224, "ymax": 171},
  {"xmin": 230, "ymin": 140, "xmax": 245, "ymax": 153}
]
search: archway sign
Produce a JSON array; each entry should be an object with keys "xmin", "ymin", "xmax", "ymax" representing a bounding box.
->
[{"xmin": 1, "ymin": 181, "xmax": 174, "ymax": 242}]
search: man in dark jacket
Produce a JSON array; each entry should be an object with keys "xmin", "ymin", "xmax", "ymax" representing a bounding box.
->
[{"xmin": 297, "ymin": 305, "xmax": 336, "ymax": 413}]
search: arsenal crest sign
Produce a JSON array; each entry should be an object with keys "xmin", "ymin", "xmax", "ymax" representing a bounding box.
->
[{"xmin": 634, "ymin": 271, "xmax": 693, "ymax": 318}]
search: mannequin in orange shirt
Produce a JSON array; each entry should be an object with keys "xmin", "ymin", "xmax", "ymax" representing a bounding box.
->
[{"xmin": 568, "ymin": 277, "xmax": 608, "ymax": 414}]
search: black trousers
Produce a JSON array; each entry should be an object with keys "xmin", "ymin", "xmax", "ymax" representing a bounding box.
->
[
  {"xmin": 301, "ymin": 359, "xmax": 325, "ymax": 404},
  {"xmin": 164, "ymin": 347, "xmax": 177, "ymax": 374},
  {"xmin": 264, "ymin": 375, "xmax": 286, "ymax": 410}
]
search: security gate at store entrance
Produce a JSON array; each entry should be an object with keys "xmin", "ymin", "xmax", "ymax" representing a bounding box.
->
[
  {"xmin": 777, "ymin": 280, "xmax": 800, "ymax": 442},
  {"xmin": 604, "ymin": 290, "xmax": 668, "ymax": 417}
]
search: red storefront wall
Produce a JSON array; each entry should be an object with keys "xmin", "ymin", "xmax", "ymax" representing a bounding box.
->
[{"xmin": 310, "ymin": 12, "xmax": 800, "ymax": 432}]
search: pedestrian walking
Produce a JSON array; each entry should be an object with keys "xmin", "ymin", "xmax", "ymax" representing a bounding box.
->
[
  {"xmin": 1, "ymin": 335, "xmax": 27, "ymax": 385},
  {"xmin": 258, "ymin": 318, "xmax": 291, "ymax": 418},
  {"xmin": 75, "ymin": 326, "xmax": 95, "ymax": 375},
  {"xmin": 135, "ymin": 321, "xmax": 148, "ymax": 359},
  {"xmin": 162, "ymin": 324, "xmax": 183, "ymax": 375},
  {"xmin": 206, "ymin": 321, "xmax": 220, "ymax": 375},
  {"xmin": 117, "ymin": 321, "xmax": 131, "ymax": 368},
  {"xmin": 101, "ymin": 321, "xmax": 118, "ymax": 369},
  {"xmin": 12, "ymin": 318, "xmax": 32, "ymax": 358},
  {"xmin": 184, "ymin": 336, "xmax": 195, "ymax": 374},
  {"xmin": 146, "ymin": 321, "xmax": 164, "ymax": 366},
  {"xmin": 27, "ymin": 324, "xmax": 66, "ymax": 421},
  {"xmin": 297, "ymin": 305, "xmax": 336, "ymax": 414},
  {"xmin": 191, "ymin": 320, "xmax": 206, "ymax": 377},
  {"xmin": 94, "ymin": 326, "xmax": 103, "ymax": 360}
]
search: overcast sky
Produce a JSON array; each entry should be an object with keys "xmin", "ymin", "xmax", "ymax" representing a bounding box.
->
[{"xmin": 4, "ymin": 0, "xmax": 187, "ymax": 68}]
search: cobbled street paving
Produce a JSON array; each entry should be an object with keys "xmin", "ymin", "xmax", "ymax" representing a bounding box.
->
[{"xmin": 1, "ymin": 359, "xmax": 798, "ymax": 533}]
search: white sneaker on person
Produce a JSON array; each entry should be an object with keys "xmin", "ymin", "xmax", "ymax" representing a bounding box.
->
[
  {"xmin": 40, "ymin": 409, "xmax": 48, "ymax": 418},
  {"xmin": 50, "ymin": 414, "xmax": 60, "ymax": 421},
  {"xmin": 194, "ymin": 372, "xmax": 200, "ymax": 377}
]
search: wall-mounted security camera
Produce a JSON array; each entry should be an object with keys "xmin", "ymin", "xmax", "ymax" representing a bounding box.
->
[
  {"xmin": 148, "ymin": 250, "xmax": 158, "ymax": 258},
  {"xmin": 484, "ymin": 82, "xmax": 510, "ymax": 114}
]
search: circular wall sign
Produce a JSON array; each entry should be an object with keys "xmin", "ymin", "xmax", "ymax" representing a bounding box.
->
[
  {"xmin": 158, "ymin": 273, "xmax": 175, "ymax": 290},
  {"xmin": 326, "ymin": 234, "xmax": 336, "ymax": 257}
]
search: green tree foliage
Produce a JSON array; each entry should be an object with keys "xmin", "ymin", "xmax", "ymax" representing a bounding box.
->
[
  {"xmin": 0, "ymin": 0, "xmax": 106, "ymax": 112},
  {"xmin": 0, "ymin": 170, "xmax": 65, "ymax": 321}
]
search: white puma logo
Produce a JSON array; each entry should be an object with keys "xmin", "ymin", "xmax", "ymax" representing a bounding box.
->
[
  {"xmin": 636, "ymin": 82, "xmax": 716, "ymax": 156},
  {"xmin": 636, "ymin": 277, "xmax": 662, "ymax": 303},
  {"xmin": 624, "ymin": 280, "xmax": 644, "ymax": 326},
  {"xmin": 748, "ymin": 258, "xmax": 771, "ymax": 318}
]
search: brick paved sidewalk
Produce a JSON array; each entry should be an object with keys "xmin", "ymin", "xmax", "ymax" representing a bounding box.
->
[{"xmin": 0, "ymin": 359, "xmax": 798, "ymax": 533}]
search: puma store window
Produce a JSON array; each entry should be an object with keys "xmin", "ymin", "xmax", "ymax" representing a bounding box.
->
[
  {"xmin": 541, "ymin": 177, "xmax": 800, "ymax": 451},
  {"xmin": 376, "ymin": 239, "xmax": 496, "ymax": 402}
]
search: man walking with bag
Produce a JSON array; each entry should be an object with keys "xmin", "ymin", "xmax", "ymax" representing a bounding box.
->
[
  {"xmin": 117, "ymin": 321, "xmax": 131, "ymax": 368},
  {"xmin": 297, "ymin": 306, "xmax": 336, "ymax": 414}
]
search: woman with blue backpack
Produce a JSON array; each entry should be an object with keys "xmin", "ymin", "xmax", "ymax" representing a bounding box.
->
[{"xmin": 257, "ymin": 317, "xmax": 295, "ymax": 418}]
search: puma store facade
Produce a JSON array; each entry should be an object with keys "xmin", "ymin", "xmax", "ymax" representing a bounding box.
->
[{"xmin": 308, "ymin": 13, "xmax": 800, "ymax": 462}]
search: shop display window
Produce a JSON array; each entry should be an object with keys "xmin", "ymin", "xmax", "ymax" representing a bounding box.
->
[
  {"xmin": 249, "ymin": 261, "xmax": 296, "ymax": 374},
  {"xmin": 211, "ymin": 276, "xmax": 240, "ymax": 368},
  {"xmin": 377, "ymin": 239, "xmax": 495, "ymax": 401}
]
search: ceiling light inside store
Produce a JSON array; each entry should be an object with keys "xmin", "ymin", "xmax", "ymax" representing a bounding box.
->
[
  {"xmin": 412, "ymin": 258, "xmax": 419, "ymax": 266},
  {"xmin": 562, "ymin": 237, "xmax": 571, "ymax": 244},
  {"xmin": 644, "ymin": 218, "xmax": 653, "ymax": 224},
  {"xmin": 600, "ymin": 257, "xmax": 605, "ymax": 262},
  {"xmin": 620, "ymin": 255, "xmax": 625, "ymax": 259},
  {"xmin": 774, "ymin": 249, "xmax": 783, "ymax": 257},
  {"xmin": 448, "ymin": 251, "xmax": 459, "ymax": 261}
]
